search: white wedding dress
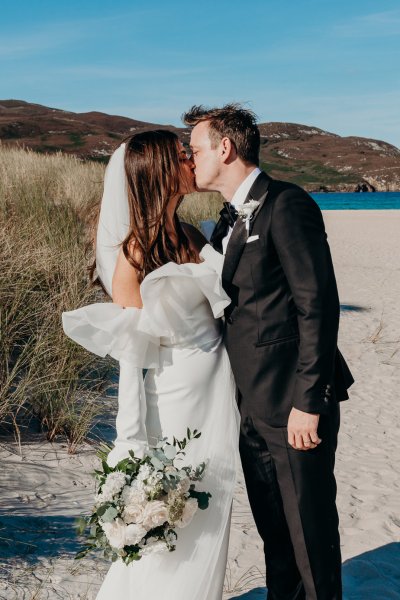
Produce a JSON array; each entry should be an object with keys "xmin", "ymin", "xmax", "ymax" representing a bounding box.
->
[{"xmin": 62, "ymin": 243, "xmax": 240, "ymax": 600}]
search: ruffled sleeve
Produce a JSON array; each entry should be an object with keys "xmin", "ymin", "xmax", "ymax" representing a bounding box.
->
[
  {"xmin": 62, "ymin": 304, "xmax": 161, "ymax": 466},
  {"xmin": 138, "ymin": 244, "xmax": 230, "ymax": 336},
  {"xmin": 199, "ymin": 243, "xmax": 224, "ymax": 276},
  {"xmin": 62, "ymin": 303, "xmax": 160, "ymax": 368}
]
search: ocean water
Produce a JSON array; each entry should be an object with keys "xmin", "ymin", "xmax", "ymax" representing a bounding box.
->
[{"xmin": 310, "ymin": 191, "xmax": 400, "ymax": 210}]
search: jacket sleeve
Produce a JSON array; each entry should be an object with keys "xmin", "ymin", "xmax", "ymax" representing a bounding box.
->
[{"xmin": 270, "ymin": 187, "xmax": 340, "ymax": 414}]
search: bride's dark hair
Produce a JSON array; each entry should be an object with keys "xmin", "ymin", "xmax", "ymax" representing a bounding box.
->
[
  {"xmin": 89, "ymin": 130, "xmax": 196, "ymax": 290},
  {"xmin": 122, "ymin": 130, "xmax": 195, "ymax": 282}
]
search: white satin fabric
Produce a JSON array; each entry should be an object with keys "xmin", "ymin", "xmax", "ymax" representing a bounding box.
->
[{"xmin": 62, "ymin": 244, "xmax": 240, "ymax": 600}]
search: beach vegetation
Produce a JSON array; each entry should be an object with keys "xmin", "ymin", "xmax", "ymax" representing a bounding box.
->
[
  {"xmin": 0, "ymin": 145, "xmax": 219, "ymax": 451},
  {"xmin": 0, "ymin": 145, "xmax": 111, "ymax": 452}
]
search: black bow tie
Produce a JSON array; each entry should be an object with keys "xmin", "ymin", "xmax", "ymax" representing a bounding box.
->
[
  {"xmin": 220, "ymin": 202, "xmax": 238, "ymax": 227},
  {"xmin": 210, "ymin": 202, "xmax": 239, "ymax": 253}
]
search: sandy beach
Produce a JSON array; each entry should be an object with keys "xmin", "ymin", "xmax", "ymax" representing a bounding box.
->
[{"xmin": 1, "ymin": 210, "xmax": 399, "ymax": 599}]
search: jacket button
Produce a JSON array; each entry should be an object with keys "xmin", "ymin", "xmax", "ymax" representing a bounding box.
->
[{"xmin": 226, "ymin": 316, "xmax": 233, "ymax": 324}]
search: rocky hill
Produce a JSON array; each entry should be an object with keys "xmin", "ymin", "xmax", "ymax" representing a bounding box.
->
[{"xmin": 1, "ymin": 100, "xmax": 399, "ymax": 192}]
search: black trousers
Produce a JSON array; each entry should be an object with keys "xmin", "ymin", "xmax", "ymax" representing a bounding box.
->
[{"xmin": 239, "ymin": 402, "xmax": 342, "ymax": 600}]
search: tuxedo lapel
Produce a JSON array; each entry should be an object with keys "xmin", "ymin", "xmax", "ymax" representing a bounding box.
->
[
  {"xmin": 222, "ymin": 171, "xmax": 272, "ymax": 287},
  {"xmin": 222, "ymin": 216, "xmax": 247, "ymax": 286}
]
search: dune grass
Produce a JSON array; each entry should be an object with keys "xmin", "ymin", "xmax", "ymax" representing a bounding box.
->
[
  {"xmin": 0, "ymin": 145, "xmax": 221, "ymax": 451},
  {"xmin": 0, "ymin": 145, "xmax": 113, "ymax": 452},
  {"xmin": 178, "ymin": 190, "xmax": 222, "ymax": 228}
]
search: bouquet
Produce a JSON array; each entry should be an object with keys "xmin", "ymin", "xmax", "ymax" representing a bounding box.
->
[{"xmin": 75, "ymin": 429, "xmax": 211, "ymax": 564}]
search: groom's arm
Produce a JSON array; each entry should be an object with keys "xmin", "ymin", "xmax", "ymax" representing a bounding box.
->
[{"xmin": 270, "ymin": 186, "xmax": 340, "ymax": 419}]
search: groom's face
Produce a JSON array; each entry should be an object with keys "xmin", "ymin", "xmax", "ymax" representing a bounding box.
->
[{"xmin": 190, "ymin": 121, "xmax": 221, "ymax": 191}]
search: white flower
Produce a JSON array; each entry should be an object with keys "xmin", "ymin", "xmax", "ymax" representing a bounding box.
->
[
  {"xmin": 122, "ymin": 503, "xmax": 145, "ymax": 525},
  {"xmin": 101, "ymin": 471, "xmax": 127, "ymax": 497},
  {"xmin": 95, "ymin": 489, "xmax": 114, "ymax": 505},
  {"xmin": 143, "ymin": 473, "xmax": 163, "ymax": 494},
  {"xmin": 176, "ymin": 498, "xmax": 198, "ymax": 529},
  {"xmin": 140, "ymin": 537, "xmax": 168, "ymax": 556},
  {"xmin": 236, "ymin": 200, "xmax": 260, "ymax": 231},
  {"xmin": 137, "ymin": 464, "xmax": 153, "ymax": 482},
  {"xmin": 121, "ymin": 484, "xmax": 147, "ymax": 507},
  {"xmin": 164, "ymin": 530, "xmax": 177, "ymax": 545},
  {"xmin": 101, "ymin": 518, "xmax": 146, "ymax": 549},
  {"xmin": 125, "ymin": 523, "xmax": 147, "ymax": 546},
  {"xmin": 141, "ymin": 500, "xmax": 169, "ymax": 530},
  {"xmin": 101, "ymin": 518, "xmax": 126, "ymax": 549}
]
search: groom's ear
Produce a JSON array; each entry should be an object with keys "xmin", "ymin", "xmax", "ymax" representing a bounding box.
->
[{"xmin": 220, "ymin": 137, "xmax": 236, "ymax": 163}]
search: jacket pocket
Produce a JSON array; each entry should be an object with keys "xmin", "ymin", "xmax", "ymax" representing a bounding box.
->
[{"xmin": 255, "ymin": 333, "xmax": 299, "ymax": 348}]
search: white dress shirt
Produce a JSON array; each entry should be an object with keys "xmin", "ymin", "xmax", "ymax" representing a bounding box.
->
[{"xmin": 222, "ymin": 167, "xmax": 261, "ymax": 255}]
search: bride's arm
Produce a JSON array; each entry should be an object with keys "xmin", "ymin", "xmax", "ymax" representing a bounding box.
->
[
  {"xmin": 107, "ymin": 359, "xmax": 148, "ymax": 467},
  {"xmin": 181, "ymin": 222, "xmax": 208, "ymax": 260},
  {"xmin": 107, "ymin": 247, "xmax": 148, "ymax": 467},
  {"xmin": 112, "ymin": 247, "xmax": 143, "ymax": 308}
]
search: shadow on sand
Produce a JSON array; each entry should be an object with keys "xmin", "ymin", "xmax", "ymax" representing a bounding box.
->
[
  {"xmin": 340, "ymin": 304, "xmax": 370, "ymax": 313},
  {"xmin": 228, "ymin": 543, "xmax": 400, "ymax": 599},
  {"xmin": 342, "ymin": 543, "xmax": 400, "ymax": 599},
  {"xmin": 0, "ymin": 515, "xmax": 81, "ymax": 562}
]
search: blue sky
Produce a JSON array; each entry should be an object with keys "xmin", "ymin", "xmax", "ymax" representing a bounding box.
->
[{"xmin": 1, "ymin": 0, "xmax": 399, "ymax": 146}]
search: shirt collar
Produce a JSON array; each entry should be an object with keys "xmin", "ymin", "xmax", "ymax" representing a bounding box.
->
[{"xmin": 230, "ymin": 167, "xmax": 262, "ymax": 208}]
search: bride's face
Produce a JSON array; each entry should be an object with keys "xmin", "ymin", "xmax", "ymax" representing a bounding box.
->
[{"xmin": 177, "ymin": 142, "xmax": 196, "ymax": 195}]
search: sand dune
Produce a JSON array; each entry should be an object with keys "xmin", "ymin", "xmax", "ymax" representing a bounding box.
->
[{"xmin": 1, "ymin": 211, "xmax": 399, "ymax": 599}]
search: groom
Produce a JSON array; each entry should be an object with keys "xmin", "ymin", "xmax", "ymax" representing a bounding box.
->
[{"xmin": 183, "ymin": 104, "xmax": 354, "ymax": 600}]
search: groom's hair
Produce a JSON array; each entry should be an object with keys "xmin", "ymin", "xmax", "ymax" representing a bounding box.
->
[{"xmin": 182, "ymin": 103, "xmax": 260, "ymax": 166}]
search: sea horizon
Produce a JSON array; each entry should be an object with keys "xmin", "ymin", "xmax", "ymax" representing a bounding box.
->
[{"xmin": 311, "ymin": 191, "xmax": 400, "ymax": 210}]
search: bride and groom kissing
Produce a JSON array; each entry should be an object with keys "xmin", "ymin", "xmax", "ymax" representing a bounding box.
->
[{"xmin": 63, "ymin": 104, "xmax": 354, "ymax": 599}]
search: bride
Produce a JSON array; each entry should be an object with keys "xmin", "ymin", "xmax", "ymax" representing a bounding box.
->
[{"xmin": 62, "ymin": 130, "xmax": 240, "ymax": 599}]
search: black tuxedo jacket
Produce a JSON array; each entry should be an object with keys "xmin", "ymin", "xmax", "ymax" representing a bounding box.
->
[{"xmin": 217, "ymin": 171, "xmax": 354, "ymax": 426}]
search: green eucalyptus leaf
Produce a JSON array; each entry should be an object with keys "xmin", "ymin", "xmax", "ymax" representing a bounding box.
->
[
  {"xmin": 75, "ymin": 517, "xmax": 88, "ymax": 536},
  {"xmin": 101, "ymin": 506, "xmax": 119, "ymax": 523},
  {"xmin": 163, "ymin": 445, "xmax": 177, "ymax": 460},
  {"xmin": 97, "ymin": 503, "xmax": 113, "ymax": 517},
  {"xmin": 150, "ymin": 456, "xmax": 164, "ymax": 471}
]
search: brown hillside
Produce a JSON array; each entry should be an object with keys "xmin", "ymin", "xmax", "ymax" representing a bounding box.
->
[{"xmin": 1, "ymin": 100, "xmax": 399, "ymax": 191}]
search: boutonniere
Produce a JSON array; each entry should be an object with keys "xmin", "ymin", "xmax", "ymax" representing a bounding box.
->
[{"xmin": 236, "ymin": 200, "xmax": 260, "ymax": 232}]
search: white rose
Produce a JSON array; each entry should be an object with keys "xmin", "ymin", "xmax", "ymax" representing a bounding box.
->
[
  {"xmin": 101, "ymin": 518, "xmax": 127, "ymax": 549},
  {"xmin": 176, "ymin": 498, "xmax": 198, "ymax": 529},
  {"xmin": 125, "ymin": 523, "xmax": 147, "ymax": 546},
  {"xmin": 101, "ymin": 518, "xmax": 146, "ymax": 549},
  {"xmin": 141, "ymin": 500, "xmax": 169, "ymax": 530},
  {"xmin": 122, "ymin": 503, "xmax": 145, "ymax": 524}
]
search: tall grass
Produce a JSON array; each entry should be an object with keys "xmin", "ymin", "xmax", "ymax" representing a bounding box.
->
[
  {"xmin": 178, "ymin": 191, "xmax": 222, "ymax": 228},
  {"xmin": 0, "ymin": 145, "xmax": 111, "ymax": 452},
  {"xmin": 0, "ymin": 145, "xmax": 222, "ymax": 451}
]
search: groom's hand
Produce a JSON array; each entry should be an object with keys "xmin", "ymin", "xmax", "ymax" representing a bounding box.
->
[{"xmin": 287, "ymin": 407, "xmax": 321, "ymax": 451}]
